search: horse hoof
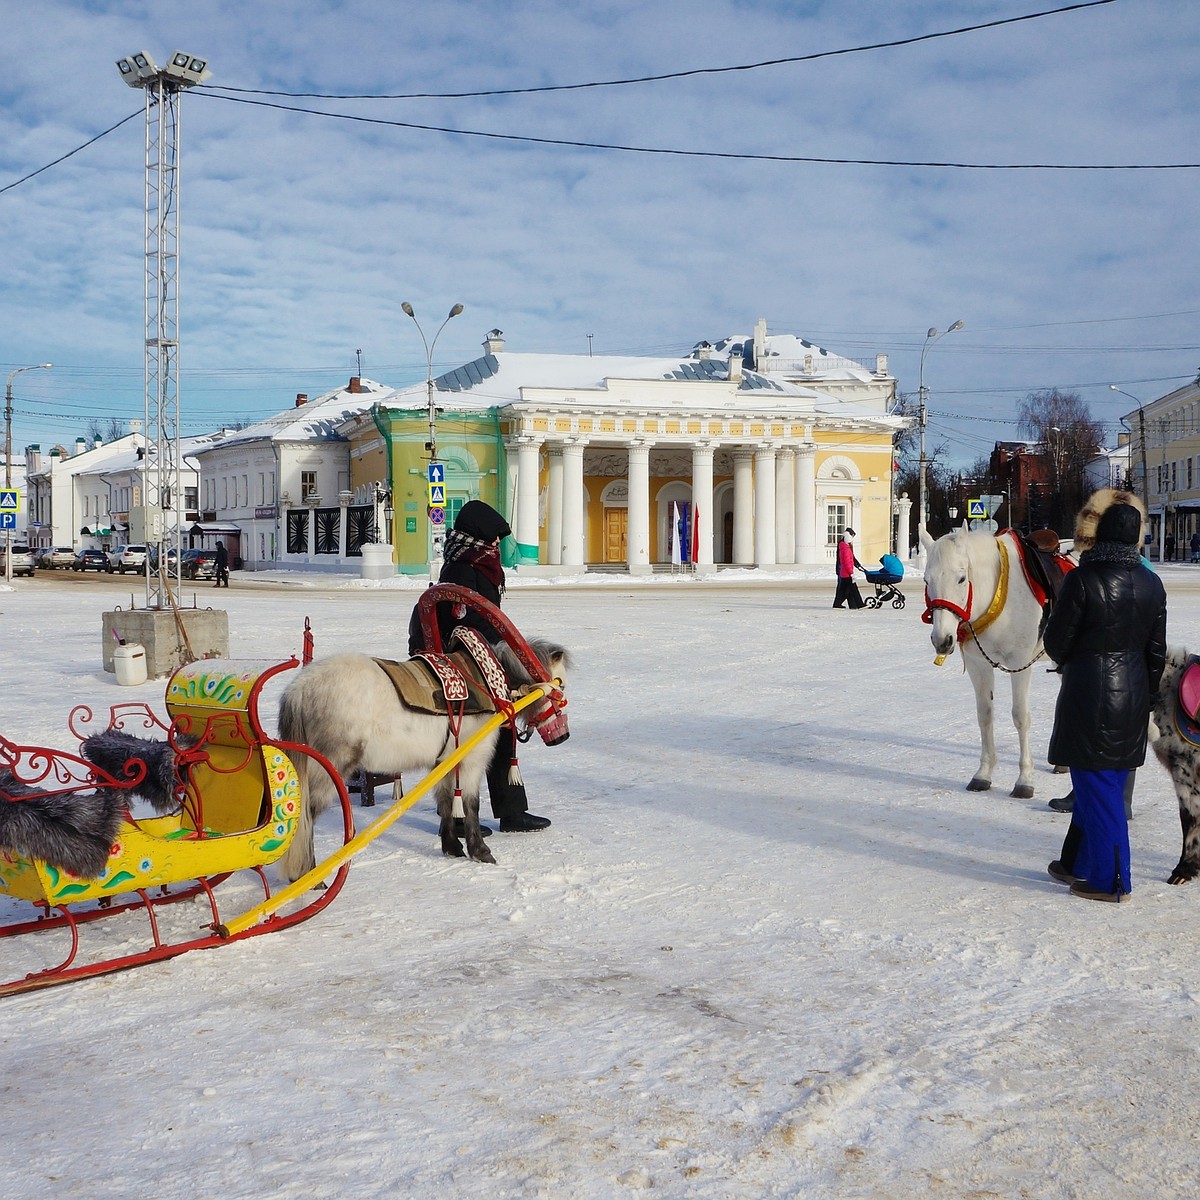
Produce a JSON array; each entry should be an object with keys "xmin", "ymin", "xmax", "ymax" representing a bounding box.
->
[
  {"xmin": 441, "ymin": 840, "xmax": 466, "ymax": 858},
  {"xmin": 966, "ymin": 778, "xmax": 992, "ymax": 792},
  {"xmin": 471, "ymin": 847, "xmax": 497, "ymax": 865},
  {"xmin": 1011, "ymin": 784, "xmax": 1034, "ymax": 799}
]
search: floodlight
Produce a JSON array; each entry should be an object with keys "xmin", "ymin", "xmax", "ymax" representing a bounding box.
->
[
  {"xmin": 116, "ymin": 51, "xmax": 159, "ymax": 86},
  {"xmin": 164, "ymin": 50, "xmax": 212, "ymax": 86}
]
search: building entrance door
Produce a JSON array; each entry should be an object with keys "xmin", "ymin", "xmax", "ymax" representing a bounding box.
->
[{"xmin": 604, "ymin": 508, "xmax": 627, "ymax": 562}]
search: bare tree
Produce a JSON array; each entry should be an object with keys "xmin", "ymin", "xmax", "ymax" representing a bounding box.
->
[
  {"xmin": 85, "ymin": 417, "xmax": 128, "ymax": 445},
  {"xmin": 1017, "ymin": 389, "xmax": 1105, "ymax": 532}
]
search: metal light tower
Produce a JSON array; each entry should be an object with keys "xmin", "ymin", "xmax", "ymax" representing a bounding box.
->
[{"xmin": 116, "ymin": 50, "xmax": 210, "ymax": 609}]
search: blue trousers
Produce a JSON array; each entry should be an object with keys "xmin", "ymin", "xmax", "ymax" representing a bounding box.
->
[{"xmin": 1068, "ymin": 767, "xmax": 1132, "ymax": 895}]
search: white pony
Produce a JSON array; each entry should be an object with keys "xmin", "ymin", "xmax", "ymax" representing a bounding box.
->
[
  {"xmin": 277, "ymin": 636, "xmax": 570, "ymax": 879},
  {"xmin": 920, "ymin": 527, "xmax": 1049, "ymax": 798}
]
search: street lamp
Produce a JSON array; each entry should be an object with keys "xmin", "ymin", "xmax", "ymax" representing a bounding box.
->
[
  {"xmin": 402, "ymin": 301, "xmax": 463, "ymax": 571},
  {"xmin": 4, "ymin": 362, "xmax": 51, "ymax": 584},
  {"xmin": 917, "ymin": 320, "xmax": 964, "ymax": 547},
  {"xmin": 1109, "ymin": 384, "xmax": 1151, "ymax": 516}
]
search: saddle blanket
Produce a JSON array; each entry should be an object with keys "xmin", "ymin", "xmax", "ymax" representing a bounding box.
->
[{"xmin": 373, "ymin": 653, "xmax": 497, "ymax": 717}]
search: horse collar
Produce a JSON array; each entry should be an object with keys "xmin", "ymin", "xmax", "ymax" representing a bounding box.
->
[{"xmin": 921, "ymin": 534, "xmax": 1010, "ymax": 641}]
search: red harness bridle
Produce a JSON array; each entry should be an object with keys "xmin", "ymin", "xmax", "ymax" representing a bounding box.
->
[{"xmin": 922, "ymin": 581, "xmax": 973, "ymax": 628}]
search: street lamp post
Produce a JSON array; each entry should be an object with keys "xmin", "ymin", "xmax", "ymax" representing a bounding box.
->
[
  {"xmin": 4, "ymin": 362, "xmax": 52, "ymax": 583},
  {"xmin": 917, "ymin": 320, "xmax": 965, "ymax": 551},
  {"xmin": 1109, "ymin": 385, "xmax": 1151, "ymax": 517},
  {"xmin": 401, "ymin": 301, "xmax": 463, "ymax": 575}
]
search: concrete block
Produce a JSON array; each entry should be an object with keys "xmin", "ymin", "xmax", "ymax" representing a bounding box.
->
[{"xmin": 103, "ymin": 608, "xmax": 231, "ymax": 679}]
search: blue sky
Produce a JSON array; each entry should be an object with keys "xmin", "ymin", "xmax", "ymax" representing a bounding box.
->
[{"xmin": 1, "ymin": 0, "xmax": 1197, "ymax": 468}]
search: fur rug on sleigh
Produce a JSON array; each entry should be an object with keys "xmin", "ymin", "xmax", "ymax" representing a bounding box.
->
[
  {"xmin": 0, "ymin": 732, "xmax": 179, "ymax": 879},
  {"xmin": 0, "ymin": 770, "xmax": 126, "ymax": 878}
]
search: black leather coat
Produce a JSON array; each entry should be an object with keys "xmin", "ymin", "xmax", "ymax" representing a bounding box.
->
[{"xmin": 1044, "ymin": 555, "xmax": 1167, "ymax": 769}]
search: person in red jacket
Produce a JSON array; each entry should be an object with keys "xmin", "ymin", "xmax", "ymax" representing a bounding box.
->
[
  {"xmin": 833, "ymin": 527, "xmax": 865, "ymax": 609},
  {"xmin": 408, "ymin": 500, "xmax": 551, "ymax": 834}
]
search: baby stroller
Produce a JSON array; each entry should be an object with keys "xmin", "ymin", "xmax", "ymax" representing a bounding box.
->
[{"xmin": 864, "ymin": 553, "xmax": 905, "ymax": 610}]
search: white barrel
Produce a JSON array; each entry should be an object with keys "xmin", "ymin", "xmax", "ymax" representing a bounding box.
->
[{"xmin": 112, "ymin": 642, "xmax": 148, "ymax": 686}]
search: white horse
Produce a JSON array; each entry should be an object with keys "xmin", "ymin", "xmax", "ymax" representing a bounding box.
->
[
  {"xmin": 277, "ymin": 636, "xmax": 570, "ymax": 879},
  {"xmin": 920, "ymin": 527, "xmax": 1049, "ymax": 798}
]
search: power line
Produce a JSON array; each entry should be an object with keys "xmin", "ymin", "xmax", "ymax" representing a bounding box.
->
[
  {"xmin": 0, "ymin": 110, "xmax": 141, "ymax": 195},
  {"xmin": 197, "ymin": 90, "xmax": 1196, "ymax": 170},
  {"xmin": 205, "ymin": 2, "xmax": 1117, "ymax": 101}
]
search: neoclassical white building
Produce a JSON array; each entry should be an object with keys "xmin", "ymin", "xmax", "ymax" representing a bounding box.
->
[{"xmin": 348, "ymin": 326, "xmax": 909, "ymax": 574}]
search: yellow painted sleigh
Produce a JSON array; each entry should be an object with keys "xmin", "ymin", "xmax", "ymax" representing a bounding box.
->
[{"xmin": 0, "ymin": 657, "xmax": 355, "ymax": 996}]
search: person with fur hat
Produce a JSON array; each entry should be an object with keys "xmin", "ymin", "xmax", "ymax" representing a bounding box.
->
[
  {"xmin": 408, "ymin": 499, "xmax": 552, "ymax": 834},
  {"xmin": 1043, "ymin": 489, "xmax": 1166, "ymax": 902}
]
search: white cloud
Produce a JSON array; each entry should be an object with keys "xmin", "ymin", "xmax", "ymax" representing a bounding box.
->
[{"xmin": 1, "ymin": 0, "xmax": 1198, "ymax": 462}]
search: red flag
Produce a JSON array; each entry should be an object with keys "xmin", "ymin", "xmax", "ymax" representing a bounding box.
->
[{"xmin": 691, "ymin": 503, "xmax": 700, "ymax": 562}]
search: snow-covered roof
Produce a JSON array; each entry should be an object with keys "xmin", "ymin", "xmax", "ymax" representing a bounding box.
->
[
  {"xmin": 199, "ymin": 378, "xmax": 395, "ymax": 450},
  {"xmin": 705, "ymin": 332, "xmax": 884, "ymax": 383}
]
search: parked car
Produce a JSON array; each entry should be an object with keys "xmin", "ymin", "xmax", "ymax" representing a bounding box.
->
[
  {"xmin": 37, "ymin": 546, "xmax": 77, "ymax": 570},
  {"xmin": 180, "ymin": 548, "xmax": 216, "ymax": 580},
  {"xmin": 1, "ymin": 543, "xmax": 36, "ymax": 577},
  {"xmin": 107, "ymin": 544, "xmax": 149, "ymax": 574},
  {"xmin": 148, "ymin": 545, "xmax": 181, "ymax": 570},
  {"xmin": 73, "ymin": 548, "xmax": 111, "ymax": 572}
]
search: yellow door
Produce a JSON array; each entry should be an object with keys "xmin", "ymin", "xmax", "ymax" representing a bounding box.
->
[{"xmin": 604, "ymin": 508, "xmax": 628, "ymax": 562}]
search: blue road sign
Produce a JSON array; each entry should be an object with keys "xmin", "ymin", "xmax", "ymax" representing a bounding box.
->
[
  {"xmin": 429, "ymin": 506, "xmax": 446, "ymax": 526},
  {"xmin": 0, "ymin": 489, "xmax": 19, "ymax": 511},
  {"xmin": 967, "ymin": 499, "xmax": 987, "ymax": 519},
  {"xmin": 1, "ymin": 513, "xmax": 17, "ymax": 530},
  {"xmin": 429, "ymin": 483, "xmax": 446, "ymax": 506},
  {"xmin": 428, "ymin": 463, "xmax": 444, "ymax": 485}
]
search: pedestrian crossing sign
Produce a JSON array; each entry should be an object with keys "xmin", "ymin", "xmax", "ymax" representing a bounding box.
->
[
  {"xmin": 967, "ymin": 499, "xmax": 987, "ymax": 519},
  {"xmin": 0, "ymin": 489, "xmax": 19, "ymax": 512},
  {"xmin": 428, "ymin": 483, "xmax": 446, "ymax": 507}
]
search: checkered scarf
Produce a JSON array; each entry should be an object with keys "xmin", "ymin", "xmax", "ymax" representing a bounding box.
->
[{"xmin": 443, "ymin": 528, "xmax": 505, "ymax": 591}]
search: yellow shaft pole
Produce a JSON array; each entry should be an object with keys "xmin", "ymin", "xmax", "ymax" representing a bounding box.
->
[{"xmin": 220, "ymin": 686, "xmax": 549, "ymax": 936}]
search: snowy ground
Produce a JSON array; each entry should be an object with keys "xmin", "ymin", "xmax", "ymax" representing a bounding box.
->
[{"xmin": 4, "ymin": 567, "xmax": 1200, "ymax": 1199}]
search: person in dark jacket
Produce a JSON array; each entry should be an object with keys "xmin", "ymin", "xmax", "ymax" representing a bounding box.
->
[
  {"xmin": 213, "ymin": 540, "xmax": 229, "ymax": 588},
  {"xmin": 407, "ymin": 500, "xmax": 552, "ymax": 834},
  {"xmin": 1044, "ymin": 490, "xmax": 1167, "ymax": 902}
]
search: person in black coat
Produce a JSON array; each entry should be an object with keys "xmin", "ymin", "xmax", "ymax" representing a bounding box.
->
[
  {"xmin": 213, "ymin": 540, "xmax": 229, "ymax": 587},
  {"xmin": 1044, "ymin": 491, "xmax": 1167, "ymax": 902},
  {"xmin": 407, "ymin": 500, "xmax": 551, "ymax": 834}
]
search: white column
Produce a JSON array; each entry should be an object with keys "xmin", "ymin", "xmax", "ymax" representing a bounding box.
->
[
  {"xmin": 561, "ymin": 441, "xmax": 587, "ymax": 567},
  {"xmin": 795, "ymin": 444, "xmax": 818, "ymax": 564},
  {"xmin": 547, "ymin": 446, "xmax": 564, "ymax": 565},
  {"xmin": 627, "ymin": 441, "xmax": 652, "ymax": 574},
  {"xmin": 754, "ymin": 445, "xmax": 777, "ymax": 566},
  {"xmin": 775, "ymin": 450, "xmax": 795, "ymax": 564},
  {"xmin": 732, "ymin": 449, "xmax": 755, "ymax": 565},
  {"xmin": 514, "ymin": 438, "xmax": 542, "ymax": 565},
  {"xmin": 691, "ymin": 443, "xmax": 715, "ymax": 570}
]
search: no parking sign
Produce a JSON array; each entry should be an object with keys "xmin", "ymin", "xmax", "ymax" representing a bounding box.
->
[{"xmin": 429, "ymin": 506, "xmax": 445, "ymax": 526}]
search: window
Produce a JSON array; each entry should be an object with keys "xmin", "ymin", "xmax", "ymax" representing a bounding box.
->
[
  {"xmin": 827, "ymin": 503, "xmax": 848, "ymax": 544},
  {"xmin": 301, "ymin": 471, "xmax": 318, "ymax": 504}
]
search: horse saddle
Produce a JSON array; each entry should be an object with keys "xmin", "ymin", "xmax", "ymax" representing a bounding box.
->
[
  {"xmin": 373, "ymin": 651, "xmax": 498, "ymax": 717},
  {"xmin": 1175, "ymin": 655, "xmax": 1200, "ymax": 747},
  {"xmin": 1015, "ymin": 533, "xmax": 1074, "ymax": 611}
]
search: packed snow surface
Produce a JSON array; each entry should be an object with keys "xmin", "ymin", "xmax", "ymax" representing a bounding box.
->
[{"xmin": 4, "ymin": 568, "xmax": 1200, "ymax": 1199}]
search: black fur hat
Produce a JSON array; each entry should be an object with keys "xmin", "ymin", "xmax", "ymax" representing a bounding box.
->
[{"xmin": 1096, "ymin": 502, "xmax": 1143, "ymax": 546}]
